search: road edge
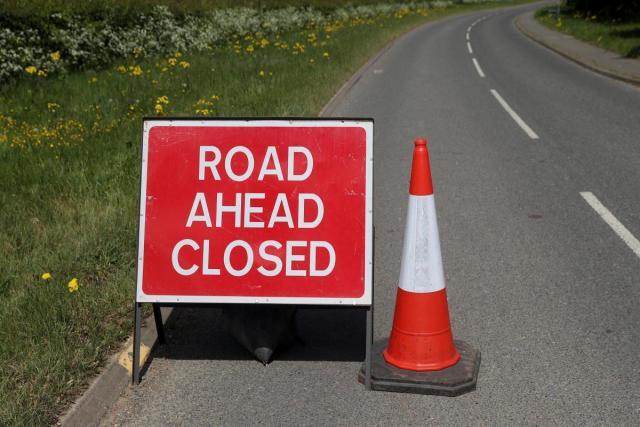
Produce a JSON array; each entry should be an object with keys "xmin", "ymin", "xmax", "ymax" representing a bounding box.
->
[
  {"xmin": 57, "ymin": 308, "xmax": 171, "ymax": 427},
  {"xmin": 515, "ymin": 10, "xmax": 640, "ymax": 86}
]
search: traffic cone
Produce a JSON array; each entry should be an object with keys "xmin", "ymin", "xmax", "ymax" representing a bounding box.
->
[
  {"xmin": 382, "ymin": 137, "xmax": 460, "ymax": 371},
  {"xmin": 358, "ymin": 137, "xmax": 480, "ymax": 396},
  {"xmin": 383, "ymin": 139, "xmax": 460, "ymax": 371}
]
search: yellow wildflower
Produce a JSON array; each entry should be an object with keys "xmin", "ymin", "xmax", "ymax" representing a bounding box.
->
[
  {"xmin": 259, "ymin": 38, "xmax": 269, "ymax": 48},
  {"xmin": 259, "ymin": 70, "xmax": 265, "ymax": 77},
  {"xmin": 323, "ymin": 51, "xmax": 330, "ymax": 59},
  {"xmin": 155, "ymin": 104, "xmax": 164, "ymax": 114},
  {"xmin": 116, "ymin": 65, "xmax": 127, "ymax": 73},
  {"xmin": 50, "ymin": 51, "xmax": 61, "ymax": 61},
  {"xmin": 129, "ymin": 65, "xmax": 143, "ymax": 76},
  {"xmin": 25, "ymin": 66, "xmax": 37, "ymax": 74},
  {"xmin": 37, "ymin": 69, "xmax": 47, "ymax": 77},
  {"xmin": 47, "ymin": 102, "xmax": 60, "ymax": 112},
  {"xmin": 179, "ymin": 61, "xmax": 190, "ymax": 69},
  {"xmin": 89, "ymin": 77, "xmax": 98, "ymax": 83},
  {"xmin": 245, "ymin": 45, "xmax": 255, "ymax": 53},
  {"xmin": 41, "ymin": 272, "xmax": 52, "ymax": 280},
  {"xmin": 175, "ymin": 51, "xmax": 183, "ymax": 58},
  {"xmin": 156, "ymin": 96, "xmax": 169, "ymax": 105},
  {"xmin": 168, "ymin": 57, "xmax": 177, "ymax": 66},
  {"xmin": 67, "ymin": 278, "xmax": 79, "ymax": 293}
]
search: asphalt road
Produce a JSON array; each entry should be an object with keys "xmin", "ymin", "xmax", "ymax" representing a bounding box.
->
[{"xmin": 104, "ymin": 3, "xmax": 640, "ymax": 425}]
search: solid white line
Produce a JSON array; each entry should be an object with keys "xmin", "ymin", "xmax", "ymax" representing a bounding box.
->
[
  {"xmin": 472, "ymin": 58, "xmax": 485, "ymax": 78},
  {"xmin": 490, "ymin": 89, "xmax": 539, "ymax": 139},
  {"xmin": 580, "ymin": 192, "xmax": 640, "ymax": 260},
  {"xmin": 467, "ymin": 42, "xmax": 473, "ymax": 54}
]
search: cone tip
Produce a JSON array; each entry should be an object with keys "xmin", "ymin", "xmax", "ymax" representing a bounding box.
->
[{"xmin": 414, "ymin": 138, "xmax": 427, "ymax": 147}]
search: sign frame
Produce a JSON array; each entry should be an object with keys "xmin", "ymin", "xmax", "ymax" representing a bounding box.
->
[{"xmin": 135, "ymin": 117, "xmax": 374, "ymax": 306}]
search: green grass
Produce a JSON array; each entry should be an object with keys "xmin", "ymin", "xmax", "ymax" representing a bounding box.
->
[
  {"xmin": 536, "ymin": 7, "xmax": 640, "ymax": 58},
  {"xmin": 0, "ymin": 1, "xmax": 530, "ymax": 425}
]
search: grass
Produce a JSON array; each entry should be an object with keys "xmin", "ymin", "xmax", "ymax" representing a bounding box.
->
[
  {"xmin": 536, "ymin": 7, "xmax": 640, "ymax": 58},
  {"xmin": 0, "ymin": 1, "xmax": 531, "ymax": 425}
]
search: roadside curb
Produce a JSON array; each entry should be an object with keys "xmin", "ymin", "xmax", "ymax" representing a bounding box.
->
[
  {"xmin": 57, "ymin": 308, "xmax": 172, "ymax": 427},
  {"xmin": 515, "ymin": 10, "xmax": 640, "ymax": 86}
]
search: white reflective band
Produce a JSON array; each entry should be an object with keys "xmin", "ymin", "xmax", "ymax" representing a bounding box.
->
[{"xmin": 398, "ymin": 194, "xmax": 446, "ymax": 293}]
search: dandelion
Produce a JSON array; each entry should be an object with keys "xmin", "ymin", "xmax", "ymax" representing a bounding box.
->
[
  {"xmin": 155, "ymin": 104, "xmax": 164, "ymax": 114},
  {"xmin": 67, "ymin": 278, "xmax": 79, "ymax": 293},
  {"xmin": 168, "ymin": 57, "xmax": 177, "ymax": 66},
  {"xmin": 293, "ymin": 42, "xmax": 305, "ymax": 54},
  {"xmin": 259, "ymin": 38, "xmax": 270, "ymax": 48},
  {"xmin": 259, "ymin": 70, "xmax": 265, "ymax": 77},
  {"xmin": 25, "ymin": 66, "xmax": 37, "ymax": 75},
  {"xmin": 323, "ymin": 51, "xmax": 330, "ymax": 59},
  {"xmin": 174, "ymin": 51, "xmax": 183, "ymax": 58},
  {"xmin": 37, "ymin": 69, "xmax": 47, "ymax": 77},
  {"xmin": 50, "ymin": 51, "xmax": 61, "ymax": 61},
  {"xmin": 47, "ymin": 102, "xmax": 60, "ymax": 113},
  {"xmin": 245, "ymin": 45, "xmax": 255, "ymax": 53},
  {"xmin": 156, "ymin": 96, "xmax": 169, "ymax": 105},
  {"xmin": 129, "ymin": 65, "xmax": 143, "ymax": 76},
  {"xmin": 179, "ymin": 61, "xmax": 190, "ymax": 69},
  {"xmin": 41, "ymin": 272, "xmax": 52, "ymax": 280}
]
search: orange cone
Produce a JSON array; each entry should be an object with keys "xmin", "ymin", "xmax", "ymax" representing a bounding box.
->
[{"xmin": 383, "ymin": 138, "xmax": 460, "ymax": 371}]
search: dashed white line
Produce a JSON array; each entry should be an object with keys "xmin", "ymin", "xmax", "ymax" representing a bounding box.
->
[
  {"xmin": 490, "ymin": 89, "xmax": 539, "ymax": 139},
  {"xmin": 580, "ymin": 192, "xmax": 640, "ymax": 260},
  {"xmin": 472, "ymin": 58, "xmax": 485, "ymax": 78},
  {"xmin": 466, "ymin": 32, "xmax": 470, "ymax": 41},
  {"xmin": 467, "ymin": 42, "xmax": 473, "ymax": 54}
]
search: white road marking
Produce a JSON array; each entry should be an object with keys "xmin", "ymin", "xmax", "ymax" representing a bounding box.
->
[
  {"xmin": 472, "ymin": 58, "xmax": 485, "ymax": 78},
  {"xmin": 467, "ymin": 42, "xmax": 473, "ymax": 54},
  {"xmin": 580, "ymin": 192, "xmax": 640, "ymax": 260},
  {"xmin": 466, "ymin": 32, "xmax": 470, "ymax": 41},
  {"xmin": 490, "ymin": 89, "xmax": 539, "ymax": 139}
]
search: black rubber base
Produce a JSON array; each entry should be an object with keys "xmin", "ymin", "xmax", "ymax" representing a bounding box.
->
[{"xmin": 359, "ymin": 339, "xmax": 480, "ymax": 396}]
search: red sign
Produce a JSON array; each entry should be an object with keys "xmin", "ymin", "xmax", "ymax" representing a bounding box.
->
[{"xmin": 136, "ymin": 119, "xmax": 373, "ymax": 305}]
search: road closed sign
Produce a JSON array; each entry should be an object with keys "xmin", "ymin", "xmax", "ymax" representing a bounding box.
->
[{"xmin": 136, "ymin": 118, "xmax": 373, "ymax": 305}]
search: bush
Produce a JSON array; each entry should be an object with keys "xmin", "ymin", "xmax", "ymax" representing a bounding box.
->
[
  {"xmin": 566, "ymin": 0, "xmax": 640, "ymax": 21},
  {"xmin": 0, "ymin": 2, "xmax": 463, "ymax": 85}
]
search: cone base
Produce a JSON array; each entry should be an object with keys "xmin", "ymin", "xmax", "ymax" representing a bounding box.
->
[{"xmin": 359, "ymin": 339, "xmax": 480, "ymax": 397}]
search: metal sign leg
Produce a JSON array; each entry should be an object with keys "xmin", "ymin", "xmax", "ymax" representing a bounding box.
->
[
  {"xmin": 365, "ymin": 305, "xmax": 373, "ymax": 390},
  {"xmin": 152, "ymin": 303, "xmax": 166, "ymax": 345},
  {"xmin": 132, "ymin": 302, "xmax": 142, "ymax": 385}
]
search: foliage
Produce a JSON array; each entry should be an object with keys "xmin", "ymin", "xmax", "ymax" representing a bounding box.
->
[
  {"xmin": 537, "ymin": 6, "xmax": 640, "ymax": 58},
  {"xmin": 566, "ymin": 1, "xmax": 640, "ymax": 21},
  {"xmin": 0, "ymin": 2, "xmax": 461, "ymax": 85}
]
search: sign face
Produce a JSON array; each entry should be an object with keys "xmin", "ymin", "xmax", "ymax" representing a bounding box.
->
[{"xmin": 136, "ymin": 119, "xmax": 373, "ymax": 305}]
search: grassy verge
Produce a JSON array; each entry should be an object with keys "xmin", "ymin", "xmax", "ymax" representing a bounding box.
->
[
  {"xmin": 536, "ymin": 7, "xmax": 640, "ymax": 58},
  {"xmin": 0, "ymin": 1, "xmax": 529, "ymax": 424}
]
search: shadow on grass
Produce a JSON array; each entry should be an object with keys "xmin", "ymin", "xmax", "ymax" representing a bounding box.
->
[{"xmin": 609, "ymin": 27, "xmax": 640, "ymax": 57}]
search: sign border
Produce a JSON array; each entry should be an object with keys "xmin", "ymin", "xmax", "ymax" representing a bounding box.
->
[{"xmin": 136, "ymin": 117, "xmax": 373, "ymax": 305}]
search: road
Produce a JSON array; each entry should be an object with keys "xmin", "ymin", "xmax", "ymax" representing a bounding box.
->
[{"xmin": 104, "ymin": 3, "xmax": 640, "ymax": 425}]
